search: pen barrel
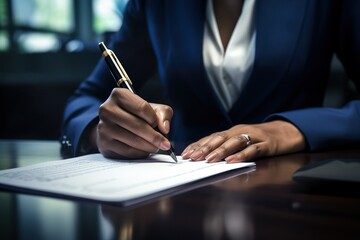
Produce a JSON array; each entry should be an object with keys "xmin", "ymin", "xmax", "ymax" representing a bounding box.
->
[
  {"xmin": 104, "ymin": 54, "xmax": 136, "ymax": 94},
  {"xmin": 104, "ymin": 56, "xmax": 122, "ymax": 80}
]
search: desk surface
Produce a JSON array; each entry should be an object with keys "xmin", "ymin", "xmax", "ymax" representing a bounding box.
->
[{"xmin": 0, "ymin": 140, "xmax": 360, "ymax": 240}]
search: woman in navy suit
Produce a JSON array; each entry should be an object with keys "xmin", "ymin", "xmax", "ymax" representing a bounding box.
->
[{"xmin": 61, "ymin": 0, "xmax": 360, "ymax": 162}]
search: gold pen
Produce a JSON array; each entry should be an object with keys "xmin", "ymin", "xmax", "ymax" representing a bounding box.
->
[{"xmin": 98, "ymin": 42, "xmax": 177, "ymax": 163}]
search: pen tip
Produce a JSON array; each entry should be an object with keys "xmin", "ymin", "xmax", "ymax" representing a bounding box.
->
[{"xmin": 170, "ymin": 152, "xmax": 177, "ymax": 163}]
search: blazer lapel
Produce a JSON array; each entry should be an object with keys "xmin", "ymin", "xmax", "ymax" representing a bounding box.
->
[
  {"xmin": 229, "ymin": 0, "xmax": 309, "ymax": 122},
  {"xmin": 167, "ymin": 0, "xmax": 232, "ymax": 122}
]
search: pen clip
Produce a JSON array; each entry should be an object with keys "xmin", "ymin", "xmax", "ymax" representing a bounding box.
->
[{"xmin": 108, "ymin": 50, "xmax": 133, "ymax": 86}]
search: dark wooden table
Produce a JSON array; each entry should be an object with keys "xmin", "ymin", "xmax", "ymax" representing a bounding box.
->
[{"xmin": 0, "ymin": 140, "xmax": 359, "ymax": 240}]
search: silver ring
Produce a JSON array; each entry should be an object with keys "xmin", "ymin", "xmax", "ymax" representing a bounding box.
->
[{"xmin": 241, "ymin": 134, "xmax": 251, "ymax": 146}]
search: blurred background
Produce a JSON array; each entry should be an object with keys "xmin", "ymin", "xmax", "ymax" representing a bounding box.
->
[
  {"xmin": 0, "ymin": 0, "xmax": 131, "ymax": 140},
  {"xmin": 0, "ymin": 0, "xmax": 358, "ymax": 141}
]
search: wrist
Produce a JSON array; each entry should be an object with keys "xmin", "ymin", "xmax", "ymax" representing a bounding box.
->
[
  {"xmin": 79, "ymin": 122, "xmax": 99, "ymax": 155},
  {"xmin": 268, "ymin": 120, "xmax": 306, "ymax": 152}
]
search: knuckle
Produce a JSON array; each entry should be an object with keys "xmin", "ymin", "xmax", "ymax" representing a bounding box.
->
[
  {"xmin": 254, "ymin": 144, "xmax": 262, "ymax": 154},
  {"xmin": 250, "ymin": 144, "xmax": 262, "ymax": 157},
  {"xmin": 151, "ymin": 133, "xmax": 165, "ymax": 146},
  {"xmin": 131, "ymin": 118, "xmax": 144, "ymax": 130},
  {"xmin": 233, "ymin": 135, "xmax": 244, "ymax": 142},
  {"xmin": 97, "ymin": 120, "xmax": 105, "ymax": 132},
  {"xmin": 199, "ymin": 144, "xmax": 212, "ymax": 153},
  {"xmin": 98, "ymin": 103, "xmax": 112, "ymax": 118},
  {"xmin": 163, "ymin": 105, "xmax": 174, "ymax": 116},
  {"xmin": 188, "ymin": 143, "xmax": 200, "ymax": 151},
  {"xmin": 235, "ymin": 151, "xmax": 247, "ymax": 161},
  {"xmin": 137, "ymin": 101, "xmax": 158, "ymax": 127},
  {"xmin": 216, "ymin": 145, "xmax": 229, "ymax": 154},
  {"xmin": 136, "ymin": 100, "xmax": 150, "ymax": 114},
  {"xmin": 110, "ymin": 88, "xmax": 122, "ymax": 98},
  {"xmin": 212, "ymin": 132, "xmax": 227, "ymax": 140}
]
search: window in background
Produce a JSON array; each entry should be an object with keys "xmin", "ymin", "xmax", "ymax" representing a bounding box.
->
[
  {"xmin": 93, "ymin": 0, "xmax": 128, "ymax": 35},
  {"xmin": 0, "ymin": 0, "xmax": 8, "ymax": 51},
  {"xmin": 0, "ymin": 31, "xmax": 8, "ymax": 51},
  {"xmin": 12, "ymin": 0, "xmax": 73, "ymax": 32},
  {"xmin": 12, "ymin": 0, "xmax": 73, "ymax": 52},
  {"xmin": 0, "ymin": 0, "xmax": 129, "ymax": 53},
  {"xmin": 0, "ymin": 0, "xmax": 7, "ymax": 25}
]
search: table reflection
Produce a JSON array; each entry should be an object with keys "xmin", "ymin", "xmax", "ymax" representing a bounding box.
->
[
  {"xmin": 1, "ymin": 140, "xmax": 360, "ymax": 240},
  {"xmin": 100, "ymin": 198, "xmax": 176, "ymax": 240},
  {"xmin": 16, "ymin": 195, "xmax": 77, "ymax": 240},
  {"xmin": 203, "ymin": 193, "xmax": 253, "ymax": 240}
]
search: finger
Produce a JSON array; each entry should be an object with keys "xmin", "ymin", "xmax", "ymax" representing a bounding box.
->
[
  {"xmin": 98, "ymin": 118, "xmax": 161, "ymax": 153},
  {"xmin": 181, "ymin": 143, "xmax": 197, "ymax": 159},
  {"xmin": 99, "ymin": 98, "xmax": 170, "ymax": 151},
  {"xmin": 151, "ymin": 104, "xmax": 173, "ymax": 134},
  {"xmin": 98, "ymin": 136, "xmax": 150, "ymax": 159},
  {"xmin": 181, "ymin": 136, "xmax": 212, "ymax": 159},
  {"xmin": 186, "ymin": 132, "xmax": 229, "ymax": 161},
  {"xmin": 205, "ymin": 135, "xmax": 251, "ymax": 163},
  {"xmin": 112, "ymin": 88, "xmax": 159, "ymax": 128},
  {"xmin": 225, "ymin": 143, "xmax": 265, "ymax": 163}
]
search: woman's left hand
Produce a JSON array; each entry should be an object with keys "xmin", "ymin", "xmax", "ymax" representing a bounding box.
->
[{"xmin": 181, "ymin": 120, "xmax": 306, "ymax": 163}]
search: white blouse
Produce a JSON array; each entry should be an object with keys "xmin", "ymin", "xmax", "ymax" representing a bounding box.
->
[{"xmin": 203, "ymin": 0, "xmax": 256, "ymax": 111}]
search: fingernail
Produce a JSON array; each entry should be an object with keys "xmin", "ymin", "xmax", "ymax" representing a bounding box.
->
[
  {"xmin": 225, "ymin": 156, "xmax": 243, "ymax": 163},
  {"xmin": 225, "ymin": 156, "xmax": 234, "ymax": 163},
  {"xmin": 163, "ymin": 120, "xmax": 170, "ymax": 133},
  {"xmin": 205, "ymin": 152, "xmax": 218, "ymax": 163},
  {"xmin": 182, "ymin": 148, "xmax": 193, "ymax": 158},
  {"xmin": 181, "ymin": 150, "xmax": 188, "ymax": 158},
  {"xmin": 160, "ymin": 140, "xmax": 170, "ymax": 150}
]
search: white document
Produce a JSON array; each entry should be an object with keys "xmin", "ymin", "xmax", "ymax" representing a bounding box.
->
[{"xmin": 0, "ymin": 153, "xmax": 255, "ymax": 206}]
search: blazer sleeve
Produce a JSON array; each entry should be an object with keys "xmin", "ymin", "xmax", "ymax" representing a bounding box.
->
[
  {"xmin": 267, "ymin": 101, "xmax": 360, "ymax": 151},
  {"xmin": 60, "ymin": 0, "xmax": 157, "ymax": 157},
  {"xmin": 267, "ymin": 0, "xmax": 360, "ymax": 151}
]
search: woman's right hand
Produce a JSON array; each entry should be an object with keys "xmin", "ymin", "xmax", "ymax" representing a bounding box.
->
[{"xmin": 94, "ymin": 88, "xmax": 174, "ymax": 159}]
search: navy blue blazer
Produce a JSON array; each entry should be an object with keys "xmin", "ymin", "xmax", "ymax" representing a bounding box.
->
[{"xmin": 61, "ymin": 0, "xmax": 360, "ymax": 156}]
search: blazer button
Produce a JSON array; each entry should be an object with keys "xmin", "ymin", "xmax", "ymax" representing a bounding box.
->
[
  {"xmin": 61, "ymin": 135, "xmax": 73, "ymax": 158},
  {"xmin": 61, "ymin": 135, "xmax": 72, "ymax": 147}
]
